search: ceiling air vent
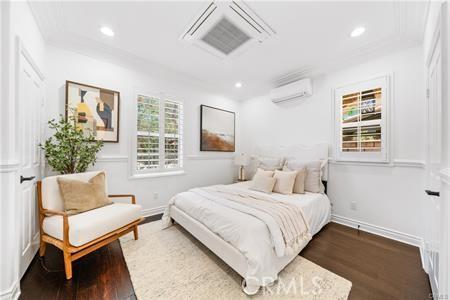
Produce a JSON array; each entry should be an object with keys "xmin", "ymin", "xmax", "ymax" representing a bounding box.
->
[
  {"xmin": 201, "ymin": 17, "xmax": 251, "ymax": 55},
  {"xmin": 181, "ymin": 1, "xmax": 275, "ymax": 59}
]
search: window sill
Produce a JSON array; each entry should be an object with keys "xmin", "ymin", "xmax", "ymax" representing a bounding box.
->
[{"xmin": 129, "ymin": 170, "xmax": 186, "ymax": 180}]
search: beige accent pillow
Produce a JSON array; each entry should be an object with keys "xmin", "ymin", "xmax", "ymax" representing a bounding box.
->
[
  {"xmin": 283, "ymin": 166, "xmax": 306, "ymax": 194},
  {"xmin": 273, "ymin": 170, "xmax": 297, "ymax": 195},
  {"xmin": 250, "ymin": 175, "xmax": 277, "ymax": 194},
  {"xmin": 252, "ymin": 168, "xmax": 274, "ymax": 179},
  {"xmin": 285, "ymin": 160, "xmax": 324, "ymax": 193},
  {"xmin": 57, "ymin": 172, "xmax": 112, "ymax": 215}
]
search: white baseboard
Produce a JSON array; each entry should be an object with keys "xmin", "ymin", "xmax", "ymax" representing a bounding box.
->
[
  {"xmin": 141, "ymin": 206, "xmax": 165, "ymax": 217},
  {"xmin": 0, "ymin": 280, "xmax": 20, "ymax": 300},
  {"xmin": 331, "ymin": 214, "xmax": 423, "ymax": 247},
  {"xmin": 419, "ymin": 239, "xmax": 428, "ymax": 273}
]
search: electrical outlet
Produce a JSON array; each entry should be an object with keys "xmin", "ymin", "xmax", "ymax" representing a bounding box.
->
[
  {"xmin": 350, "ymin": 201, "xmax": 357, "ymax": 211},
  {"xmin": 153, "ymin": 192, "xmax": 159, "ymax": 200}
]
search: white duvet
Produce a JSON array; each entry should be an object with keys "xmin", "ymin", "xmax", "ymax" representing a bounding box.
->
[{"xmin": 162, "ymin": 181, "xmax": 331, "ymax": 285}]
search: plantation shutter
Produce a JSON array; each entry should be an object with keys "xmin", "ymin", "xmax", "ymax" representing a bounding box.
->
[
  {"xmin": 136, "ymin": 94, "xmax": 183, "ymax": 173},
  {"xmin": 341, "ymin": 88, "xmax": 382, "ymax": 152},
  {"xmin": 335, "ymin": 76, "xmax": 388, "ymax": 162},
  {"xmin": 164, "ymin": 101, "xmax": 183, "ymax": 169},
  {"xmin": 136, "ymin": 95, "xmax": 160, "ymax": 170}
]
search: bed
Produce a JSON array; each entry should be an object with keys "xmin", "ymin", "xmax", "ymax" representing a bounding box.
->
[{"xmin": 163, "ymin": 144, "xmax": 331, "ymax": 295}]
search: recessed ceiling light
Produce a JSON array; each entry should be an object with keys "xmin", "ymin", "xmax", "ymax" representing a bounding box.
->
[
  {"xmin": 350, "ymin": 26, "xmax": 365, "ymax": 37},
  {"xmin": 100, "ymin": 26, "xmax": 115, "ymax": 37},
  {"xmin": 235, "ymin": 82, "xmax": 242, "ymax": 88}
]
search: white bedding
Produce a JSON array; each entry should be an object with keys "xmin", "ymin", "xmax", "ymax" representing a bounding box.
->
[{"xmin": 164, "ymin": 181, "xmax": 331, "ymax": 286}]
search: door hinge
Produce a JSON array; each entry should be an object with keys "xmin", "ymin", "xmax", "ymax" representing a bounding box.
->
[{"xmin": 426, "ymin": 88, "xmax": 430, "ymax": 99}]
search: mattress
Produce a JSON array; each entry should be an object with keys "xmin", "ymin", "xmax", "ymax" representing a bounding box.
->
[
  {"xmin": 201, "ymin": 181, "xmax": 331, "ymax": 235},
  {"xmin": 170, "ymin": 181, "xmax": 331, "ymax": 285}
]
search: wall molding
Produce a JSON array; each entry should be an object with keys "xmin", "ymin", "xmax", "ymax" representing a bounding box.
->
[
  {"xmin": 392, "ymin": 159, "xmax": 426, "ymax": 168},
  {"xmin": 0, "ymin": 159, "xmax": 20, "ymax": 173},
  {"xmin": 0, "ymin": 280, "xmax": 20, "ymax": 300},
  {"xmin": 329, "ymin": 158, "xmax": 425, "ymax": 168},
  {"xmin": 185, "ymin": 155, "xmax": 234, "ymax": 161},
  {"xmin": 96, "ymin": 155, "xmax": 235, "ymax": 163},
  {"xmin": 96, "ymin": 155, "xmax": 128, "ymax": 163},
  {"xmin": 141, "ymin": 206, "xmax": 165, "ymax": 217},
  {"xmin": 440, "ymin": 168, "xmax": 450, "ymax": 185},
  {"xmin": 331, "ymin": 214, "xmax": 423, "ymax": 247}
]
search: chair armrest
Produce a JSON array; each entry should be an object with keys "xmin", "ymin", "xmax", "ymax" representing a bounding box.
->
[
  {"xmin": 42, "ymin": 209, "xmax": 68, "ymax": 217},
  {"xmin": 108, "ymin": 194, "xmax": 136, "ymax": 204}
]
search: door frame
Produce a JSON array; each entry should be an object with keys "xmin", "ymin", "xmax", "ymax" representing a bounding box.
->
[
  {"xmin": 15, "ymin": 36, "xmax": 45, "ymax": 278},
  {"xmin": 424, "ymin": 9, "xmax": 443, "ymax": 297}
]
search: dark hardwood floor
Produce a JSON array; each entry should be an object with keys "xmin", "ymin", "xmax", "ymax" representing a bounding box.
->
[{"xmin": 20, "ymin": 215, "xmax": 431, "ymax": 300}]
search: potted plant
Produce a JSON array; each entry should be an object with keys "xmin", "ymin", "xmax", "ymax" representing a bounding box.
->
[{"xmin": 40, "ymin": 115, "xmax": 103, "ymax": 174}]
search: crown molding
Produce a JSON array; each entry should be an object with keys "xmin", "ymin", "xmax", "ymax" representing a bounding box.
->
[{"xmin": 272, "ymin": 2, "xmax": 427, "ymax": 87}]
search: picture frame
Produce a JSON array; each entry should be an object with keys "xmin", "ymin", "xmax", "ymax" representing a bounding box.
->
[
  {"xmin": 200, "ymin": 105, "xmax": 235, "ymax": 152},
  {"xmin": 65, "ymin": 80, "xmax": 120, "ymax": 143}
]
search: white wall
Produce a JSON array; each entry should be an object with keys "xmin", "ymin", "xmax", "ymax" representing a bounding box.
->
[
  {"xmin": 0, "ymin": 2, "xmax": 46, "ymax": 299},
  {"xmin": 45, "ymin": 46, "xmax": 241, "ymax": 215},
  {"xmin": 240, "ymin": 46, "xmax": 426, "ymax": 243}
]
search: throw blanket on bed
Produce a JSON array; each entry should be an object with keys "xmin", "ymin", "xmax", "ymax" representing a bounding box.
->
[{"xmin": 162, "ymin": 185, "xmax": 311, "ymax": 257}]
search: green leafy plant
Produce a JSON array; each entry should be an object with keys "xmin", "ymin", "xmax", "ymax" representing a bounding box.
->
[{"xmin": 40, "ymin": 115, "xmax": 103, "ymax": 174}]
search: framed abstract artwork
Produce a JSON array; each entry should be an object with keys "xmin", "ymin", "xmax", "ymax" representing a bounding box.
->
[
  {"xmin": 65, "ymin": 81, "xmax": 120, "ymax": 142},
  {"xmin": 200, "ymin": 105, "xmax": 235, "ymax": 152}
]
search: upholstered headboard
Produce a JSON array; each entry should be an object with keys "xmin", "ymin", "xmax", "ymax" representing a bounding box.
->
[
  {"xmin": 250, "ymin": 143, "xmax": 330, "ymax": 181},
  {"xmin": 248, "ymin": 143, "xmax": 329, "ymax": 194}
]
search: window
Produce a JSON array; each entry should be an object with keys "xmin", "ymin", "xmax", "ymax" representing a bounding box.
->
[
  {"xmin": 334, "ymin": 76, "xmax": 389, "ymax": 162},
  {"xmin": 135, "ymin": 94, "xmax": 183, "ymax": 174}
]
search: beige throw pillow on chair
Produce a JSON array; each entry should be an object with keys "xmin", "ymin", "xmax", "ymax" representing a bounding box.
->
[
  {"xmin": 57, "ymin": 172, "xmax": 112, "ymax": 215},
  {"xmin": 273, "ymin": 170, "xmax": 297, "ymax": 195}
]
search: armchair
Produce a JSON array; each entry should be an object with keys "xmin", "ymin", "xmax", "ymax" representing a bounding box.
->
[{"xmin": 37, "ymin": 171, "xmax": 143, "ymax": 280}]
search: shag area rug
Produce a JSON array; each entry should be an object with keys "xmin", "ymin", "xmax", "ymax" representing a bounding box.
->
[{"xmin": 120, "ymin": 221, "xmax": 352, "ymax": 299}]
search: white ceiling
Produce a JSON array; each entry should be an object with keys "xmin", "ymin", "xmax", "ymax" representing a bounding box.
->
[{"xmin": 29, "ymin": 1, "xmax": 428, "ymax": 100}]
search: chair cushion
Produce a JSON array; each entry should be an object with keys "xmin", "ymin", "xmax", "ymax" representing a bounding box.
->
[
  {"xmin": 43, "ymin": 203, "xmax": 142, "ymax": 247},
  {"xmin": 42, "ymin": 171, "xmax": 107, "ymax": 212}
]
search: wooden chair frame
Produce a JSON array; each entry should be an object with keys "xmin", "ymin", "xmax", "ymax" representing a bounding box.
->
[{"xmin": 37, "ymin": 181, "xmax": 144, "ymax": 280}]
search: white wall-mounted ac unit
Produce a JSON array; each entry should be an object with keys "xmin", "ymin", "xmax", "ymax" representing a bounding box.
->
[{"xmin": 270, "ymin": 78, "xmax": 313, "ymax": 104}]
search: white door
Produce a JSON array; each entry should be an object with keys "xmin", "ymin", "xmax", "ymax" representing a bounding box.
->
[
  {"xmin": 424, "ymin": 31, "xmax": 442, "ymax": 296},
  {"xmin": 17, "ymin": 47, "xmax": 44, "ymax": 278}
]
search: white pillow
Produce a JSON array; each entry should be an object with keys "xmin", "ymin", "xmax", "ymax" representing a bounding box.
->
[
  {"xmin": 252, "ymin": 168, "xmax": 274, "ymax": 179},
  {"xmin": 285, "ymin": 160, "xmax": 325, "ymax": 193},
  {"xmin": 250, "ymin": 175, "xmax": 277, "ymax": 194},
  {"xmin": 273, "ymin": 170, "xmax": 297, "ymax": 195},
  {"xmin": 282, "ymin": 166, "xmax": 306, "ymax": 194},
  {"xmin": 256, "ymin": 156, "xmax": 285, "ymax": 171}
]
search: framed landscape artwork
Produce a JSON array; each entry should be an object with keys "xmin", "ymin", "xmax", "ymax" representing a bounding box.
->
[
  {"xmin": 200, "ymin": 105, "xmax": 235, "ymax": 152},
  {"xmin": 66, "ymin": 81, "xmax": 120, "ymax": 142}
]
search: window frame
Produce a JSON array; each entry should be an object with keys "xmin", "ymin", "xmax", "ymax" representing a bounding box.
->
[
  {"xmin": 333, "ymin": 75, "xmax": 391, "ymax": 163},
  {"xmin": 131, "ymin": 92, "xmax": 184, "ymax": 178}
]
